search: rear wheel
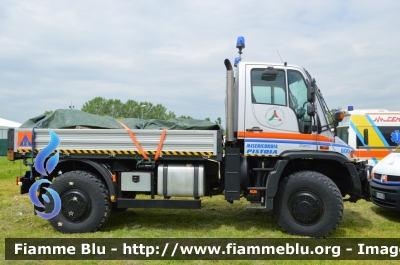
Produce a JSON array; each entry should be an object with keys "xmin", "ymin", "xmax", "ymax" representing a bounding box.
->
[
  {"xmin": 273, "ymin": 171, "xmax": 343, "ymax": 237},
  {"xmin": 45, "ymin": 170, "xmax": 111, "ymax": 233}
]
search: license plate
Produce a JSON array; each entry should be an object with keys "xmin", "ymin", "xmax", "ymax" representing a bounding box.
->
[{"xmin": 376, "ymin": 192, "xmax": 386, "ymax": 200}]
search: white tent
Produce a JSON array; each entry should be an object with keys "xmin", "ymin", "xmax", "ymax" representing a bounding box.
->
[
  {"xmin": 0, "ymin": 118, "xmax": 21, "ymax": 139},
  {"xmin": 0, "ymin": 118, "xmax": 21, "ymax": 128}
]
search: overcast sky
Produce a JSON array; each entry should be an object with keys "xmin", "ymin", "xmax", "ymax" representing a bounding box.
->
[{"xmin": 1, "ymin": 0, "xmax": 399, "ymax": 125}]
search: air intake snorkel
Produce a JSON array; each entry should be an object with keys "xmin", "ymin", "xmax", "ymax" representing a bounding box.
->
[{"xmin": 225, "ymin": 36, "xmax": 245, "ymax": 143}]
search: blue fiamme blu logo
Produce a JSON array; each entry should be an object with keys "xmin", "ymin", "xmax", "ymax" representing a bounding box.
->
[{"xmin": 29, "ymin": 129, "xmax": 61, "ymax": 219}]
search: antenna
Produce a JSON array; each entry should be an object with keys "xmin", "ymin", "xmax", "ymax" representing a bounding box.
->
[{"xmin": 276, "ymin": 50, "xmax": 287, "ymax": 66}]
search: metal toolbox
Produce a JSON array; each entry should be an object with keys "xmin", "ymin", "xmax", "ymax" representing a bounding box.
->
[{"xmin": 121, "ymin": 171, "xmax": 152, "ymax": 192}]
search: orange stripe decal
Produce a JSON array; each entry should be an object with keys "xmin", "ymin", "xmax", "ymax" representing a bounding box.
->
[
  {"xmin": 355, "ymin": 150, "xmax": 393, "ymax": 159},
  {"xmin": 238, "ymin": 131, "xmax": 334, "ymax": 142}
]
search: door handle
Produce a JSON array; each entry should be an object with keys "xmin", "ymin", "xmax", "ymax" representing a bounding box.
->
[{"xmin": 246, "ymin": 127, "xmax": 263, "ymax": 132}]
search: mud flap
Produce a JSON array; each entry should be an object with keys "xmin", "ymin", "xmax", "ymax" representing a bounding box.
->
[
  {"xmin": 19, "ymin": 171, "xmax": 35, "ymax": 195},
  {"xmin": 344, "ymin": 163, "xmax": 363, "ymax": 202},
  {"xmin": 355, "ymin": 163, "xmax": 372, "ymax": 200}
]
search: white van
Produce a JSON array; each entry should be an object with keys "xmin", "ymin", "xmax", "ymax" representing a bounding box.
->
[{"xmin": 370, "ymin": 146, "xmax": 400, "ymax": 210}]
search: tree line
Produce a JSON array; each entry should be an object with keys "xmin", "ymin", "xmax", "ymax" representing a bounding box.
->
[{"xmin": 81, "ymin": 97, "xmax": 179, "ymax": 120}]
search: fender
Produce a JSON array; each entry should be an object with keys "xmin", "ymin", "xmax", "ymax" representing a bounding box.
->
[
  {"xmin": 343, "ymin": 162, "xmax": 362, "ymax": 201},
  {"xmin": 280, "ymin": 150, "xmax": 350, "ymax": 163},
  {"xmin": 55, "ymin": 159, "xmax": 117, "ymax": 202},
  {"xmin": 265, "ymin": 151, "xmax": 362, "ymax": 207},
  {"xmin": 265, "ymin": 160, "xmax": 288, "ymax": 210}
]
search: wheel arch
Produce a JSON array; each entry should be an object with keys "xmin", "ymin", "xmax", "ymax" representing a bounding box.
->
[
  {"xmin": 52, "ymin": 159, "xmax": 117, "ymax": 202},
  {"xmin": 267, "ymin": 151, "xmax": 362, "ymax": 201}
]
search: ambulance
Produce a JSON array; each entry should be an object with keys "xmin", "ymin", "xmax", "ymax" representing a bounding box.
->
[{"xmin": 337, "ymin": 106, "xmax": 400, "ymax": 166}]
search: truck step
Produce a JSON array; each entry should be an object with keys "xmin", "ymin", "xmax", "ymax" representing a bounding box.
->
[
  {"xmin": 247, "ymin": 187, "xmax": 267, "ymax": 190},
  {"xmin": 252, "ymin": 168, "xmax": 274, "ymax": 171},
  {"xmin": 247, "ymin": 205, "xmax": 267, "ymax": 210}
]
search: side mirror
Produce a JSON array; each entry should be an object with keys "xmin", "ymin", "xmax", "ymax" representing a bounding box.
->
[
  {"xmin": 307, "ymin": 78, "xmax": 316, "ymax": 103},
  {"xmin": 334, "ymin": 110, "xmax": 344, "ymax": 122},
  {"xmin": 307, "ymin": 104, "xmax": 316, "ymax": 117},
  {"xmin": 261, "ymin": 67, "xmax": 278, "ymax": 81}
]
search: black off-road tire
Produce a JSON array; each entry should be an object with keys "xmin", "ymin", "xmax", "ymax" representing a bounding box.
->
[
  {"xmin": 273, "ymin": 171, "xmax": 343, "ymax": 237},
  {"xmin": 45, "ymin": 170, "xmax": 111, "ymax": 233}
]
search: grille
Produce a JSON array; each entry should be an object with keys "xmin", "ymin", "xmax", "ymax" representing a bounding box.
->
[{"xmin": 374, "ymin": 173, "xmax": 400, "ymax": 182}]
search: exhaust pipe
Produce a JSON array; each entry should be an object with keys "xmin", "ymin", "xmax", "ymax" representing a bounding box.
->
[{"xmin": 224, "ymin": 59, "xmax": 235, "ymax": 143}]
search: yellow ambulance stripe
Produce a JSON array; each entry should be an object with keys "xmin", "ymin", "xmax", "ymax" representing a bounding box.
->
[{"xmin": 351, "ymin": 115, "xmax": 387, "ymax": 147}]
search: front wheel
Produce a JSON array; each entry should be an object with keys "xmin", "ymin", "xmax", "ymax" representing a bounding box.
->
[
  {"xmin": 45, "ymin": 170, "xmax": 111, "ymax": 233},
  {"xmin": 273, "ymin": 171, "xmax": 343, "ymax": 237}
]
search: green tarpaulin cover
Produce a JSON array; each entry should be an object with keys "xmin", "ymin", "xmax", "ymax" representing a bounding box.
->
[{"xmin": 20, "ymin": 109, "xmax": 222, "ymax": 130}]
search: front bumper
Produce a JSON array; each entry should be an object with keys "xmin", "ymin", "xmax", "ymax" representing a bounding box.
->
[{"xmin": 370, "ymin": 179, "xmax": 400, "ymax": 211}]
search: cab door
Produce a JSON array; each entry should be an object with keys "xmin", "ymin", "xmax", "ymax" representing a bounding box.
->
[{"xmin": 243, "ymin": 65, "xmax": 314, "ymax": 156}]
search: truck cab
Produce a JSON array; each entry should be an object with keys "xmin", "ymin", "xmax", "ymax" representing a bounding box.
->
[
  {"xmin": 230, "ymin": 60, "xmax": 356, "ymax": 161},
  {"xmin": 224, "ymin": 45, "xmax": 372, "ymax": 236}
]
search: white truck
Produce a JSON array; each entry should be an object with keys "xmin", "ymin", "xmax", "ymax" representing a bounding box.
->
[
  {"xmin": 7, "ymin": 37, "xmax": 371, "ymax": 237},
  {"xmin": 337, "ymin": 108, "xmax": 400, "ymax": 166}
]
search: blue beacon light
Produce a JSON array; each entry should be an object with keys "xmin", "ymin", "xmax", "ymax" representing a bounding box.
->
[
  {"xmin": 236, "ymin": 36, "xmax": 245, "ymax": 50},
  {"xmin": 234, "ymin": 57, "xmax": 240, "ymax": 67},
  {"xmin": 236, "ymin": 36, "xmax": 245, "ymax": 61}
]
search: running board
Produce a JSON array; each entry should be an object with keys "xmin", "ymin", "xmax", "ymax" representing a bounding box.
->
[
  {"xmin": 252, "ymin": 168, "xmax": 274, "ymax": 171},
  {"xmin": 247, "ymin": 205, "xmax": 267, "ymax": 210},
  {"xmin": 247, "ymin": 187, "xmax": 267, "ymax": 191}
]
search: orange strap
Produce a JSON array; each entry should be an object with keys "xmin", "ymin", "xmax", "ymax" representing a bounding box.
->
[
  {"xmin": 155, "ymin": 129, "xmax": 167, "ymax": 161},
  {"xmin": 117, "ymin": 121, "xmax": 149, "ymax": 161}
]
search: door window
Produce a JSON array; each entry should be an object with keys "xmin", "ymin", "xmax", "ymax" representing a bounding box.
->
[{"xmin": 251, "ymin": 69, "xmax": 286, "ymax": 106}]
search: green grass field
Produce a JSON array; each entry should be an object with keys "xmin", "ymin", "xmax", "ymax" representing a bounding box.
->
[{"xmin": 1, "ymin": 157, "xmax": 400, "ymax": 264}]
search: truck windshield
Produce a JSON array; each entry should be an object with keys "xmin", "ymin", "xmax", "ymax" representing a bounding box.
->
[
  {"xmin": 288, "ymin": 70, "xmax": 308, "ymax": 111},
  {"xmin": 304, "ymin": 68, "xmax": 334, "ymax": 131},
  {"xmin": 316, "ymin": 91, "xmax": 334, "ymax": 131}
]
